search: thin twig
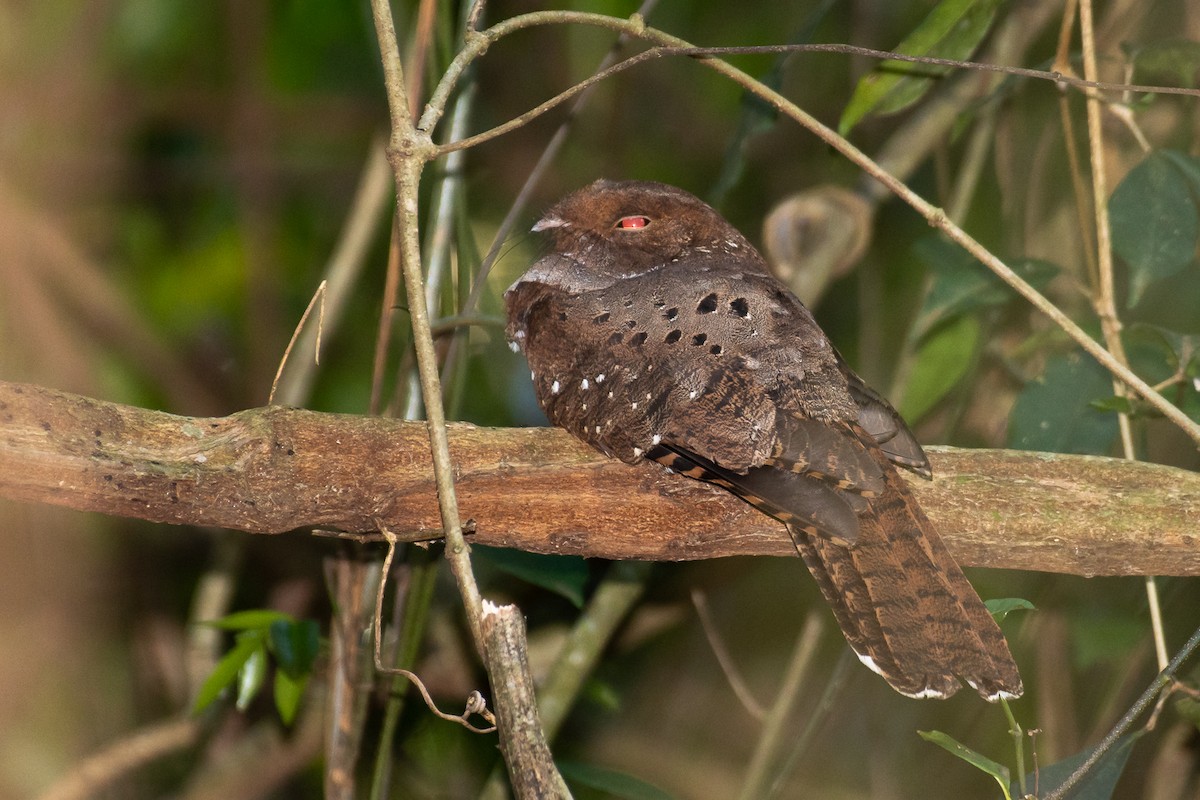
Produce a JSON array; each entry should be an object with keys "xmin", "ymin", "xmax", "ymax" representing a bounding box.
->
[
  {"xmin": 413, "ymin": 11, "xmax": 1200, "ymax": 445},
  {"xmin": 737, "ymin": 612, "xmax": 824, "ymax": 800},
  {"xmin": 370, "ymin": 0, "xmax": 487, "ymax": 653},
  {"xmin": 1002, "ymin": 699, "xmax": 1028, "ymax": 799},
  {"xmin": 36, "ymin": 716, "xmax": 204, "ymax": 800},
  {"xmin": 1079, "ymin": 0, "xmax": 1170, "ymax": 678},
  {"xmin": 1044, "ymin": 623, "xmax": 1200, "ymax": 800},
  {"xmin": 692, "ymin": 589, "xmax": 766, "ymax": 721},
  {"xmin": 268, "ymin": 281, "xmax": 326, "ymax": 406},
  {"xmin": 373, "ymin": 527, "xmax": 496, "ymax": 733},
  {"xmin": 275, "ymin": 138, "xmax": 393, "ymax": 408}
]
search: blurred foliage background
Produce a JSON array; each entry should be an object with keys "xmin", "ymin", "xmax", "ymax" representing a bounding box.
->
[{"xmin": 2, "ymin": 0, "xmax": 1200, "ymax": 798}]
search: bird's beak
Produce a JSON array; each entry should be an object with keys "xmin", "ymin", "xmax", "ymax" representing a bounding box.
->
[{"xmin": 531, "ymin": 215, "xmax": 568, "ymax": 233}]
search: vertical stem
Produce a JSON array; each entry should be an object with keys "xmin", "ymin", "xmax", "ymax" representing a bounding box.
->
[
  {"xmin": 370, "ymin": 0, "xmax": 485, "ymax": 652},
  {"xmin": 1078, "ymin": 0, "xmax": 1135, "ymax": 459},
  {"xmin": 737, "ymin": 613, "xmax": 824, "ymax": 800},
  {"xmin": 325, "ymin": 555, "xmax": 384, "ymax": 800},
  {"xmin": 1078, "ymin": 0, "xmax": 1168, "ymax": 673}
]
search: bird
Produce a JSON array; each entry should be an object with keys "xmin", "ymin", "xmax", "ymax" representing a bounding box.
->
[{"xmin": 504, "ymin": 179, "xmax": 1022, "ymax": 701}]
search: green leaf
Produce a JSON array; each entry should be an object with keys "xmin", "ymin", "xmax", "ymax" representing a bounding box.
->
[
  {"xmin": 1014, "ymin": 732, "xmax": 1142, "ymax": 799},
  {"xmin": 237, "ymin": 646, "xmax": 268, "ymax": 711},
  {"xmin": 1130, "ymin": 40, "xmax": 1200, "ymax": 89},
  {"xmin": 558, "ymin": 761, "xmax": 675, "ymax": 800},
  {"xmin": 840, "ymin": 0, "xmax": 1002, "ymax": 135},
  {"xmin": 1072, "ymin": 616, "xmax": 1145, "ymax": 671},
  {"xmin": 984, "ymin": 597, "xmax": 1035, "ymax": 622},
  {"xmin": 1007, "ymin": 352, "xmax": 1120, "ymax": 455},
  {"xmin": 201, "ymin": 609, "xmax": 293, "ymax": 631},
  {"xmin": 1176, "ymin": 696, "xmax": 1200, "ymax": 732},
  {"xmin": 1125, "ymin": 322, "xmax": 1200, "ymax": 377},
  {"xmin": 900, "ymin": 315, "xmax": 980, "ymax": 422},
  {"xmin": 268, "ymin": 618, "xmax": 321, "ymax": 679},
  {"xmin": 710, "ymin": 0, "xmax": 836, "ymax": 205},
  {"xmin": 1088, "ymin": 395, "xmax": 1140, "ymax": 415},
  {"xmin": 475, "ymin": 546, "xmax": 589, "ymax": 608},
  {"xmin": 192, "ymin": 629, "xmax": 265, "ymax": 714},
  {"xmin": 1162, "ymin": 149, "xmax": 1200, "ymax": 196},
  {"xmin": 913, "ymin": 236, "xmax": 1058, "ymax": 336},
  {"xmin": 919, "ymin": 730, "xmax": 1011, "ymax": 800},
  {"xmin": 1109, "ymin": 151, "xmax": 1199, "ymax": 307},
  {"xmin": 273, "ymin": 669, "xmax": 308, "ymax": 725}
]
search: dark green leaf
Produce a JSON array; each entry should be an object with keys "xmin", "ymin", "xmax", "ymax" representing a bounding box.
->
[
  {"xmin": 840, "ymin": 0, "xmax": 1002, "ymax": 135},
  {"xmin": 1109, "ymin": 151, "xmax": 1199, "ymax": 307},
  {"xmin": 192, "ymin": 629, "xmax": 265, "ymax": 714},
  {"xmin": 273, "ymin": 669, "xmax": 308, "ymax": 725},
  {"xmin": 1125, "ymin": 322, "xmax": 1200, "ymax": 377},
  {"xmin": 1014, "ymin": 732, "xmax": 1142, "ymax": 799},
  {"xmin": 900, "ymin": 315, "xmax": 979, "ymax": 422},
  {"xmin": 1072, "ymin": 617, "xmax": 1145, "ymax": 670},
  {"xmin": 1130, "ymin": 41, "xmax": 1200, "ymax": 89},
  {"xmin": 918, "ymin": 730, "xmax": 1011, "ymax": 798},
  {"xmin": 1163, "ymin": 150, "xmax": 1200, "ymax": 193},
  {"xmin": 984, "ymin": 597, "xmax": 1035, "ymax": 622},
  {"xmin": 201, "ymin": 609, "xmax": 293, "ymax": 631},
  {"xmin": 582, "ymin": 678, "xmax": 623, "ymax": 713},
  {"xmin": 268, "ymin": 618, "xmax": 321, "ymax": 679},
  {"xmin": 475, "ymin": 546, "xmax": 589, "ymax": 608},
  {"xmin": 913, "ymin": 237, "xmax": 1059, "ymax": 336},
  {"xmin": 237, "ymin": 646, "xmax": 268, "ymax": 710},
  {"xmin": 1176, "ymin": 696, "xmax": 1200, "ymax": 731},
  {"xmin": 1087, "ymin": 396, "xmax": 1142, "ymax": 416},
  {"xmin": 558, "ymin": 761, "xmax": 675, "ymax": 800},
  {"xmin": 1007, "ymin": 352, "xmax": 1120, "ymax": 454},
  {"xmin": 710, "ymin": 0, "xmax": 836, "ymax": 204}
]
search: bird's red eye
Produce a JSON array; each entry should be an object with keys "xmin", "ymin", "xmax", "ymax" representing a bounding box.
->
[{"xmin": 615, "ymin": 215, "xmax": 651, "ymax": 230}]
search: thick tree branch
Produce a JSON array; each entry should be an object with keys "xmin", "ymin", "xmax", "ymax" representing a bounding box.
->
[{"xmin": 1, "ymin": 380, "xmax": 1197, "ymax": 576}]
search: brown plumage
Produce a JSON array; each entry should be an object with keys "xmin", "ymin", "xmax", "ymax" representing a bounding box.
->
[{"xmin": 504, "ymin": 179, "xmax": 1022, "ymax": 700}]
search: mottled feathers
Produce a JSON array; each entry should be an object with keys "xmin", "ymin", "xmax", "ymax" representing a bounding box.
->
[{"xmin": 505, "ymin": 179, "xmax": 1022, "ymax": 700}]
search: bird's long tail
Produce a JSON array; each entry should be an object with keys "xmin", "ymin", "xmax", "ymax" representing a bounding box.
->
[{"xmin": 791, "ymin": 457, "xmax": 1023, "ymax": 700}]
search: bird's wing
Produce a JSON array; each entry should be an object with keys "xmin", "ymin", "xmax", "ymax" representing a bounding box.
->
[{"xmin": 507, "ymin": 271, "xmax": 886, "ymax": 544}]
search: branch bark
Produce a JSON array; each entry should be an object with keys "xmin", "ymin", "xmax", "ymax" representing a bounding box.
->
[
  {"xmin": 2, "ymin": 380, "xmax": 1197, "ymax": 576},
  {"xmin": 482, "ymin": 602, "xmax": 573, "ymax": 799}
]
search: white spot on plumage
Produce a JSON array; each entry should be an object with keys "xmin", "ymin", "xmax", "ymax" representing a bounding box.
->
[
  {"xmin": 607, "ymin": 391, "xmax": 614, "ymax": 399},
  {"xmin": 594, "ymin": 425, "xmax": 601, "ymax": 433},
  {"xmin": 631, "ymin": 402, "xmax": 638, "ymax": 410},
  {"xmin": 596, "ymin": 373, "xmax": 605, "ymax": 383},
  {"xmin": 551, "ymin": 380, "xmax": 561, "ymax": 394},
  {"xmin": 645, "ymin": 392, "xmax": 652, "ymax": 400},
  {"xmin": 582, "ymin": 403, "xmax": 587, "ymax": 411},
  {"xmin": 689, "ymin": 390, "xmax": 697, "ymax": 399},
  {"xmin": 855, "ymin": 652, "xmax": 885, "ymax": 677},
  {"xmin": 581, "ymin": 378, "xmax": 590, "ymax": 390},
  {"xmin": 632, "ymin": 447, "xmax": 643, "ymax": 457},
  {"xmin": 531, "ymin": 215, "xmax": 567, "ymax": 232},
  {"xmin": 508, "ymin": 341, "xmax": 521, "ymax": 353},
  {"xmin": 651, "ymin": 434, "xmax": 661, "ymax": 445}
]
